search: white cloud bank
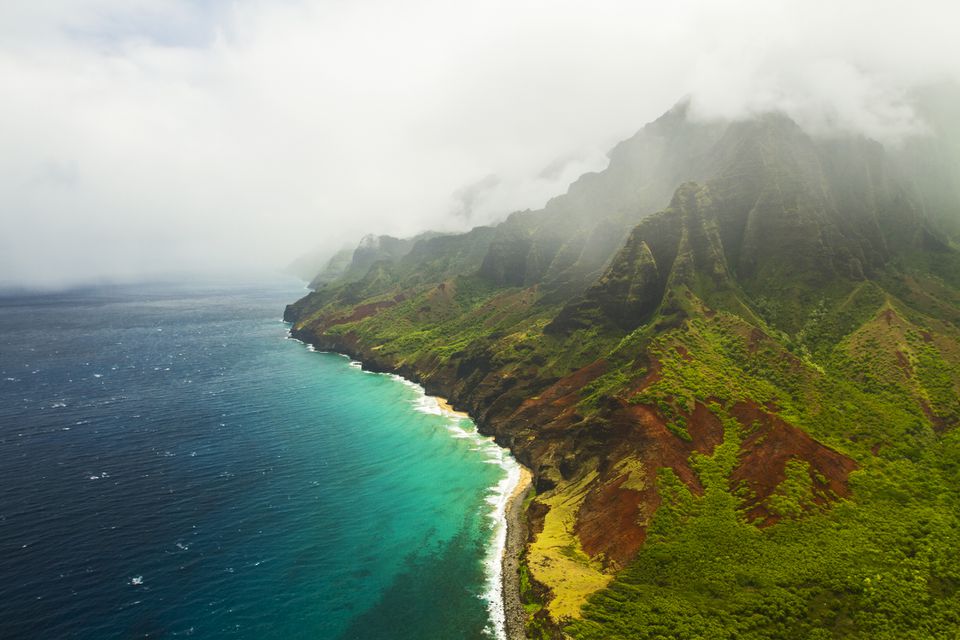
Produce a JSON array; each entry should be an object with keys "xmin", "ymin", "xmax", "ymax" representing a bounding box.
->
[{"xmin": 1, "ymin": 0, "xmax": 958, "ymax": 287}]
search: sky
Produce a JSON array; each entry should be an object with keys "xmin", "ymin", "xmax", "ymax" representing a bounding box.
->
[{"xmin": 1, "ymin": 0, "xmax": 959, "ymax": 288}]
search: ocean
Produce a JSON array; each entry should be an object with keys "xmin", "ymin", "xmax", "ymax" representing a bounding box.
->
[{"xmin": 0, "ymin": 276, "xmax": 517, "ymax": 639}]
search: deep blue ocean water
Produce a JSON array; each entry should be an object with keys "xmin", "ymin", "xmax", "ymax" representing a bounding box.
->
[{"xmin": 0, "ymin": 277, "xmax": 515, "ymax": 639}]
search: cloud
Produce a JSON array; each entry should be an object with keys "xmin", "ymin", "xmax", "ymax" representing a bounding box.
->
[
  {"xmin": 680, "ymin": 1, "xmax": 958, "ymax": 142},
  {"xmin": 0, "ymin": 0, "xmax": 958, "ymax": 287}
]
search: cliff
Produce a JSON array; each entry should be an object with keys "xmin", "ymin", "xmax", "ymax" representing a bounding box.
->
[{"xmin": 286, "ymin": 103, "xmax": 960, "ymax": 639}]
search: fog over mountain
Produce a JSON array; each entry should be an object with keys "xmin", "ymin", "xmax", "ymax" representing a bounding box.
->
[{"xmin": 1, "ymin": 0, "xmax": 959, "ymax": 288}]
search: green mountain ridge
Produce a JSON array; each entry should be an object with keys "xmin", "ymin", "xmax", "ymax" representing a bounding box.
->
[{"xmin": 286, "ymin": 102, "xmax": 960, "ymax": 639}]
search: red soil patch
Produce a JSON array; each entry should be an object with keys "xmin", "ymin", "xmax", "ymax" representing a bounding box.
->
[
  {"xmin": 674, "ymin": 345, "xmax": 694, "ymax": 361},
  {"xmin": 895, "ymin": 350, "xmax": 912, "ymax": 375},
  {"xmin": 748, "ymin": 327, "xmax": 768, "ymax": 353},
  {"xmin": 729, "ymin": 401, "xmax": 858, "ymax": 525},
  {"xmin": 685, "ymin": 402, "xmax": 725, "ymax": 455},
  {"xmin": 575, "ymin": 473, "xmax": 649, "ymax": 568},
  {"xmin": 323, "ymin": 294, "xmax": 406, "ymax": 330},
  {"xmin": 919, "ymin": 399, "xmax": 954, "ymax": 433},
  {"xmin": 508, "ymin": 360, "xmax": 729, "ymax": 568},
  {"xmin": 576, "ymin": 400, "xmax": 724, "ymax": 567},
  {"xmin": 511, "ymin": 361, "xmax": 856, "ymax": 568},
  {"xmin": 510, "ymin": 359, "xmax": 608, "ymax": 428},
  {"xmin": 628, "ymin": 358, "xmax": 662, "ymax": 394}
]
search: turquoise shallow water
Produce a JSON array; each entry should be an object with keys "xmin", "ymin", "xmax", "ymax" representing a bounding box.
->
[{"xmin": 0, "ymin": 277, "xmax": 513, "ymax": 639}]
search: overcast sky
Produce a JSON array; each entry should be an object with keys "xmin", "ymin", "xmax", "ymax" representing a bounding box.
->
[{"xmin": 1, "ymin": 0, "xmax": 958, "ymax": 288}]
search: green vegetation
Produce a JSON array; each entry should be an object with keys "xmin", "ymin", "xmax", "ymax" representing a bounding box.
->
[
  {"xmin": 286, "ymin": 104, "xmax": 960, "ymax": 638},
  {"xmin": 568, "ymin": 432, "xmax": 960, "ymax": 639},
  {"xmin": 527, "ymin": 469, "xmax": 612, "ymax": 621},
  {"xmin": 765, "ymin": 459, "xmax": 819, "ymax": 519}
]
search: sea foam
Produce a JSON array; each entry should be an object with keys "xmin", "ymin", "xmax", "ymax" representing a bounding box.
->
[
  {"xmin": 293, "ymin": 339, "xmax": 522, "ymax": 640},
  {"xmin": 389, "ymin": 373, "xmax": 520, "ymax": 640}
]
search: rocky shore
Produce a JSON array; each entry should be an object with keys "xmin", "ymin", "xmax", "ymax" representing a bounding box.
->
[
  {"xmin": 290, "ymin": 331, "xmax": 544, "ymax": 638},
  {"xmin": 503, "ymin": 466, "xmax": 533, "ymax": 640},
  {"xmin": 431, "ymin": 395, "xmax": 535, "ymax": 639}
]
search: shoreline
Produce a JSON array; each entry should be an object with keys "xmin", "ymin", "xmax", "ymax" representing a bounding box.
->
[
  {"xmin": 436, "ymin": 396, "xmax": 470, "ymax": 419},
  {"xmin": 290, "ymin": 335, "xmax": 536, "ymax": 640},
  {"xmin": 435, "ymin": 394, "xmax": 532, "ymax": 640},
  {"xmin": 502, "ymin": 465, "xmax": 533, "ymax": 640}
]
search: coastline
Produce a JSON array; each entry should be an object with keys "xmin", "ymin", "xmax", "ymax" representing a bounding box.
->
[
  {"xmin": 435, "ymin": 394, "xmax": 532, "ymax": 640},
  {"xmin": 503, "ymin": 465, "xmax": 533, "ymax": 640},
  {"xmin": 289, "ymin": 332, "xmax": 536, "ymax": 640},
  {"xmin": 436, "ymin": 396, "xmax": 470, "ymax": 419}
]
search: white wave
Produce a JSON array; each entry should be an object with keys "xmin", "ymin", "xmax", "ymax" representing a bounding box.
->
[
  {"xmin": 382, "ymin": 373, "xmax": 520, "ymax": 640},
  {"xmin": 290, "ymin": 343, "xmax": 520, "ymax": 640},
  {"xmin": 445, "ymin": 425, "xmax": 475, "ymax": 439},
  {"xmin": 414, "ymin": 395, "xmax": 443, "ymax": 416},
  {"xmin": 480, "ymin": 448, "xmax": 521, "ymax": 640}
]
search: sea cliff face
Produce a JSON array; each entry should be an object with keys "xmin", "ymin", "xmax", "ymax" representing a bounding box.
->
[{"xmin": 286, "ymin": 103, "xmax": 960, "ymax": 638}]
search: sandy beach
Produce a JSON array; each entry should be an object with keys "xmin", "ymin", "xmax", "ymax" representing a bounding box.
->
[
  {"xmin": 436, "ymin": 396, "xmax": 471, "ymax": 418},
  {"xmin": 435, "ymin": 393, "xmax": 532, "ymax": 639},
  {"xmin": 503, "ymin": 465, "xmax": 533, "ymax": 640}
]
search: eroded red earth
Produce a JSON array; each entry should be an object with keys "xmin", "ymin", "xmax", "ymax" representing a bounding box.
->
[{"xmin": 506, "ymin": 357, "xmax": 858, "ymax": 569}]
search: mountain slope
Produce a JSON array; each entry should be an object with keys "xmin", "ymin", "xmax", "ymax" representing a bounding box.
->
[{"xmin": 285, "ymin": 103, "xmax": 960, "ymax": 639}]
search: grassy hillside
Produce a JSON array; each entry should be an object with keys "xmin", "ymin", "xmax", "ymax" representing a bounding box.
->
[{"xmin": 285, "ymin": 105, "xmax": 960, "ymax": 638}]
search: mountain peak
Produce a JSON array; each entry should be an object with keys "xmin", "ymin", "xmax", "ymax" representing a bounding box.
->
[{"xmin": 285, "ymin": 97, "xmax": 960, "ymax": 638}]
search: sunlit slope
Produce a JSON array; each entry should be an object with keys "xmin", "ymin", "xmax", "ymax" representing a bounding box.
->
[{"xmin": 286, "ymin": 104, "xmax": 960, "ymax": 638}]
